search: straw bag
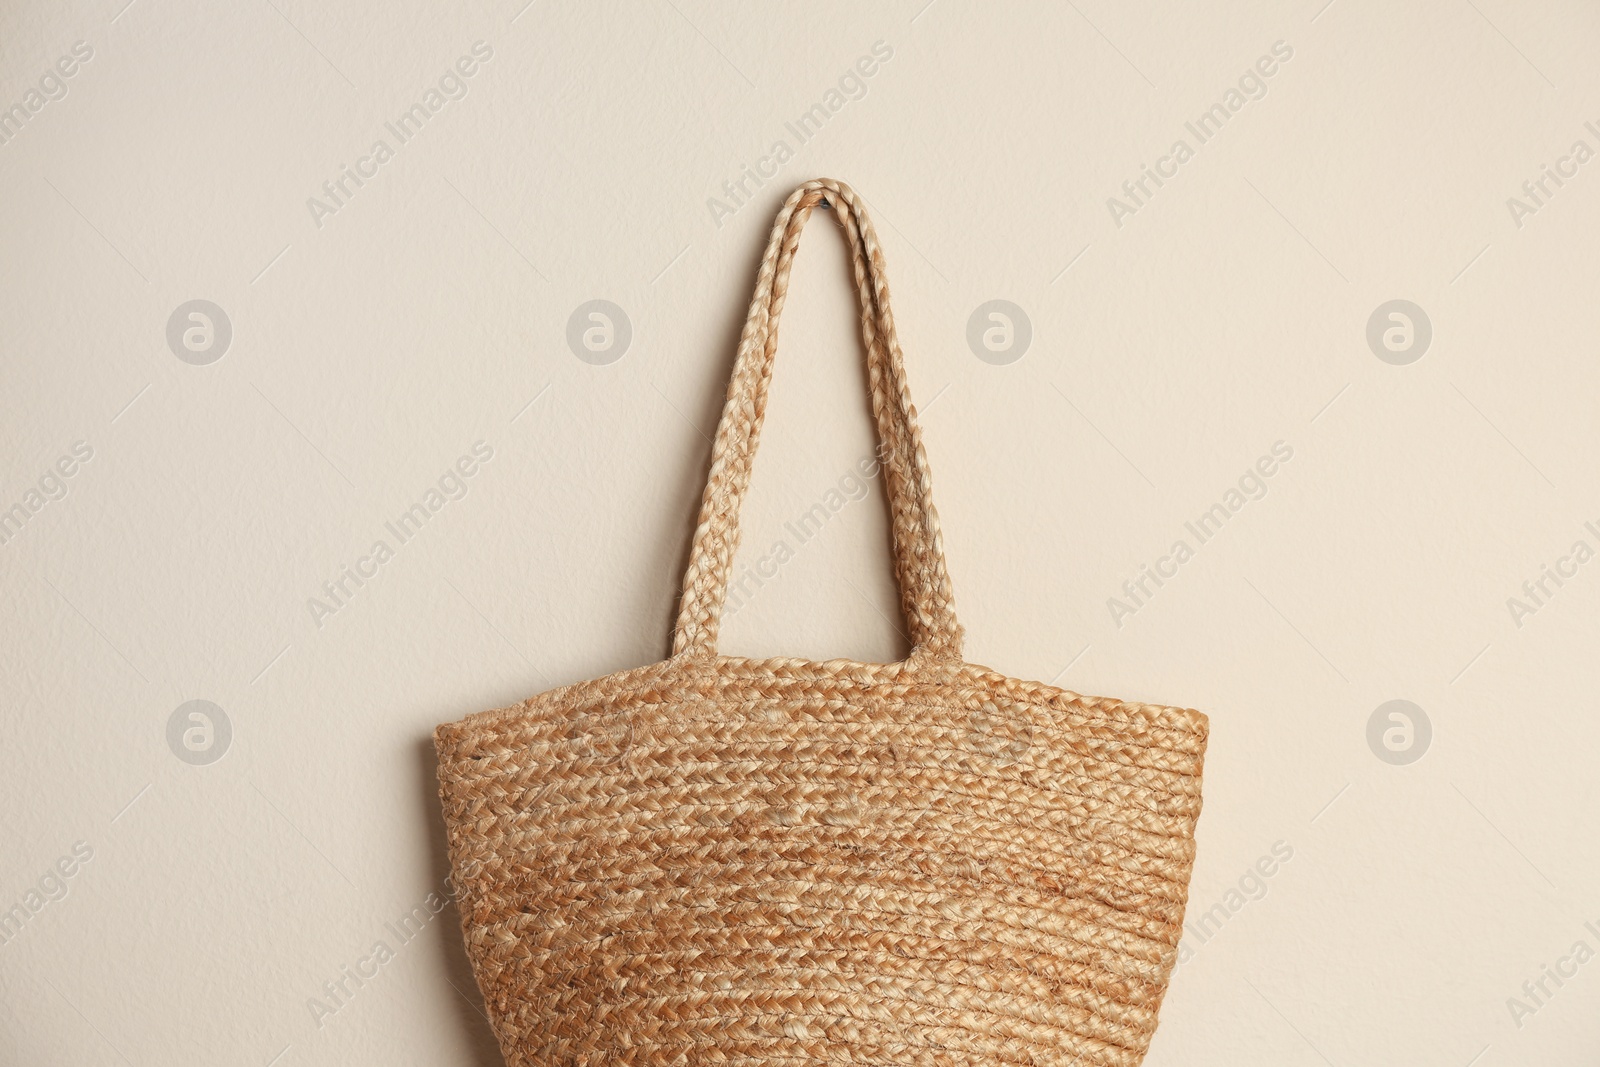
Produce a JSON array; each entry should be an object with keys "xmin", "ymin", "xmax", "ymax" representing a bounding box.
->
[{"xmin": 435, "ymin": 178, "xmax": 1209, "ymax": 1067}]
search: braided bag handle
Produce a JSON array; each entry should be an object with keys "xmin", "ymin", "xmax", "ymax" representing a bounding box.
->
[{"xmin": 672, "ymin": 178, "xmax": 964, "ymax": 664}]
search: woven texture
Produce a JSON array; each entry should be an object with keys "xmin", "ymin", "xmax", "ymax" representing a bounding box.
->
[{"xmin": 435, "ymin": 178, "xmax": 1209, "ymax": 1067}]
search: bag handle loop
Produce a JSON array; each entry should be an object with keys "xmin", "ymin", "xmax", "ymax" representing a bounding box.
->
[{"xmin": 671, "ymin": 178, "xmax": 964, "ymax": 664}]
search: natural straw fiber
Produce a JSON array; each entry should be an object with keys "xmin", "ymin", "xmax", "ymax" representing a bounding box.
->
[{"xmin": 435, "ymin": 178, "xmax": 1209, "ymax": 1067}]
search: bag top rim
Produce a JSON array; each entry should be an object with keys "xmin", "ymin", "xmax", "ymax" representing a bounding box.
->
[{"xmin": 435, "ymin": 653, "xmax": 1208, "ymax": 744}]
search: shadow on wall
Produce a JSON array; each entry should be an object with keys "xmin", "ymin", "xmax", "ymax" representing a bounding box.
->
[{"xmin": 414, "ymin": 736, "xmax": 507, "ymax": 1067}]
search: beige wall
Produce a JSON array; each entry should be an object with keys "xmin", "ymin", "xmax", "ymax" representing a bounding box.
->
[{"xmin": 3, "ymin": 0, "xmax": 1599, "ymax": 1063}]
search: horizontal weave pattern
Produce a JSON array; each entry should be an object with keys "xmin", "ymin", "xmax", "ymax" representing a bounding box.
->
[
  {"xmin": 436, "ymin": 179, "xmax": 1206, "ymax": 1066},
  {"xmin": 437, "ymin": 659, "xmax": 1207, "ymax": 1067}
]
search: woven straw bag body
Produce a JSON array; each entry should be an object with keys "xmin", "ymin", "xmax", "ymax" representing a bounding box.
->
[{"xmin": 436, "ymin": 179, "xmax": 1209, "ymax": 1067}]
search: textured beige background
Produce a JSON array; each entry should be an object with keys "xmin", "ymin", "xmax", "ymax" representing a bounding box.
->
[{"xmin": 3, "ymin": 0, "xmax": 1599, "ymax": 1063}]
